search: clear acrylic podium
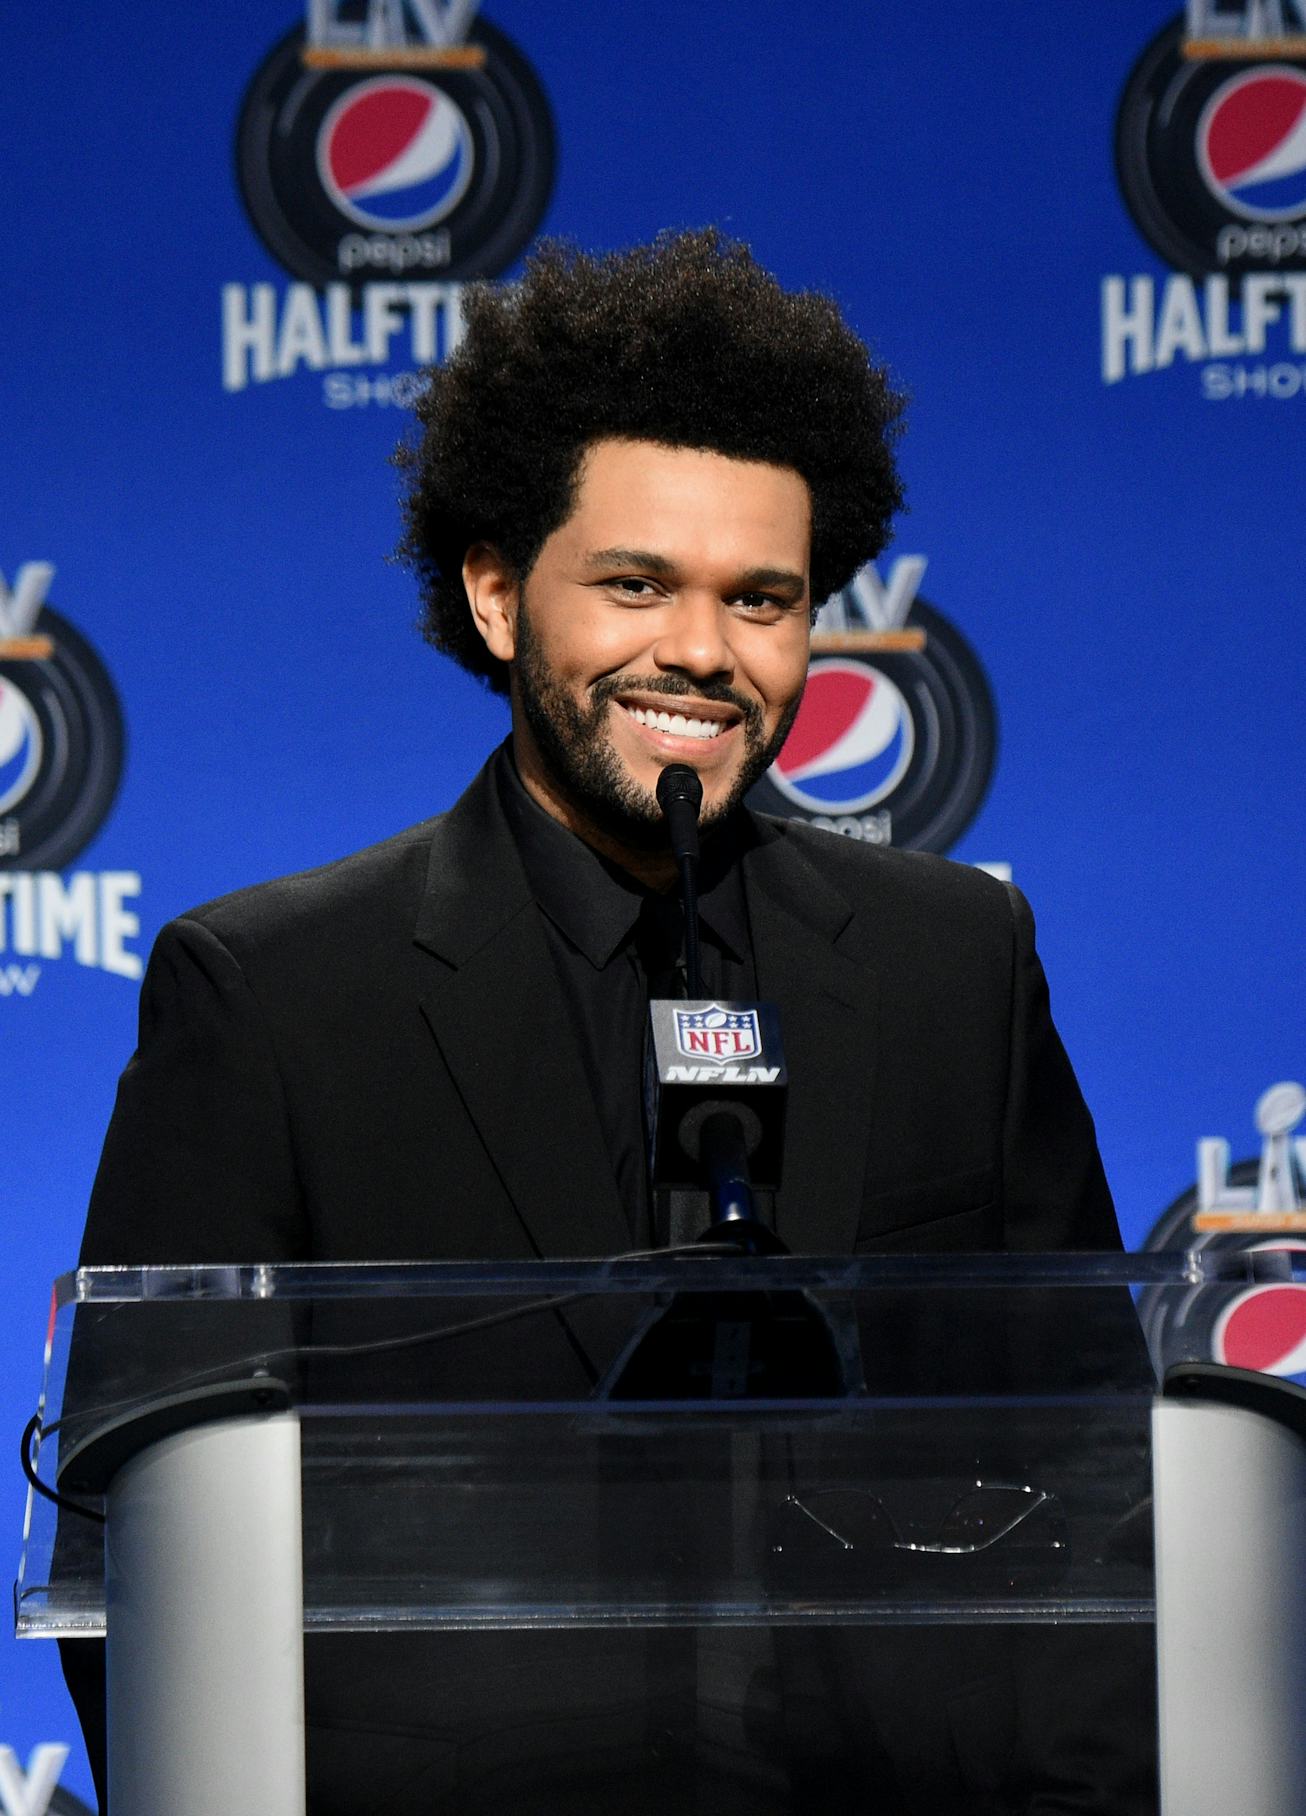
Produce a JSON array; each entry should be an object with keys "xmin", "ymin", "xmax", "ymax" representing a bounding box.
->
[{"xmin": 17, "ymin": 1250, "xmax": 1306, "ymax": 1815}]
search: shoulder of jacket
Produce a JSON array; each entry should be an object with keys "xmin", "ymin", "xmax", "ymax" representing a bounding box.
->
[
  {"xmin": 752, "ymin": 811, "xmax": 1015, "ymax": 916},
  {"xmin": 166, "ymin": 814, "xmax": 446, "ymax": 957}
]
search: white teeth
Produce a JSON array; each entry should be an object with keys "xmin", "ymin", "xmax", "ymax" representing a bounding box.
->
[{"xmin": 624, "ymin": 705, "xmax": 724, "ymax": 740}]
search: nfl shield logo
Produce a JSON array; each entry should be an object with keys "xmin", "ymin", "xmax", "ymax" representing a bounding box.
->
[{"xmin": 673, "ymin": 1004, "xmax": 763, "ymax": 1063}]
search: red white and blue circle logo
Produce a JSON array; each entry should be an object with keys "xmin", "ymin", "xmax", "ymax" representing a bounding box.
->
[
  {"xmin": 0, "ymin": 604, "xmax": 125, "ymax": 872},
  {"xmin": 1198, "ymin": 68, "xmax": 1306, "ymax": 220},
  {"xmin": 746, "ymin": 589, "xmax": 996, "ymax": 853},
  {"xmin": 1117, "ymin": 19, "xmax": 1306, "ymax": 274},
  {"xmin": 317, "ymin": 78, "xmax": 473, "ymax": 232},
  {"xmin": 1213, "ymin": 1246, "xmax": 1306, "ymax": 1377},
  {"xmin": 0, "ymin": 679, "xmax": 42, "ymax": 817},
  {"xmin": 768, "ymin": 661, "xmax": 913, "ymax": 815},
  {"xmin": 236, "ymin": 21, "xmax": 555, "ymax": 288}
]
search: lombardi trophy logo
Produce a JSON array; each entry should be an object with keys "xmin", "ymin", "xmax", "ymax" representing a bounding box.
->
[{"xmin": 1139, "ymin": 1081, "xmax": 1306, "ymax": 1383}]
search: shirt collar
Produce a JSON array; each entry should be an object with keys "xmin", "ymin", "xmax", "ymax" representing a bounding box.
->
[{"xmin": 492, "ymin": 742, "xmax": 751, "ymax": 968}]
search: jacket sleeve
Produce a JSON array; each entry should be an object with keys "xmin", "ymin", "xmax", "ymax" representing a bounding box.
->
[
  {"xmin": 80, "ymin": 915, "xmax": 308, "ymax": 1266},
  {"xmin": 999, "ymin": 888, "xmax": 1158, "ymax": 1810},
  {"xmin": 1000, "ymin": 883, "xmax": 1121, "ymax": 1253}
]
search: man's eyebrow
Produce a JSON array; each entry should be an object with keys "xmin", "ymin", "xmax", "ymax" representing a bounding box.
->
[
  {"xmin": 733, "ymin": 566, "xmax": 807, "ymax": 597},
  {"xmin": 581, "ymin": 549, "xmax": 807, "ymax": 596},
  {"xmin": 580, "ymin": 547, "xmax": 679, "ymax": 576}
]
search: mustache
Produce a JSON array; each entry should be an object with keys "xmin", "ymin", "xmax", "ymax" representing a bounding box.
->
[{"xmin": 590, "ymin": 673, "xmax": 763, "ymax": 730}]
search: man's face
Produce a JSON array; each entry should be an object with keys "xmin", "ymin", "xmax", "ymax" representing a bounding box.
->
[{"xmin": 468, "ymin": 438, "xmax": 812, "ymax": 865}]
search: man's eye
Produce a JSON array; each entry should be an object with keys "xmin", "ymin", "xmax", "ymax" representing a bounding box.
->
[
  {"xmin": 612, "ymin": 577, "xmax": 656, "ymax": 597},
  {"xmin": 736, "ymin": 593, "xmax": 782, "ymax": 613}
]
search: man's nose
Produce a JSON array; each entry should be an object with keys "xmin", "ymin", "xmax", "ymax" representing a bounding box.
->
[{"xmin": 650, "ymin": 593, "xmax": 734, "ymax": 682}]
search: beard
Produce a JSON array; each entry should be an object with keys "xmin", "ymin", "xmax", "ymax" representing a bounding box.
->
[{"xmin": 511, "ymin": 597, "xmax": 802, "ymax": 854}]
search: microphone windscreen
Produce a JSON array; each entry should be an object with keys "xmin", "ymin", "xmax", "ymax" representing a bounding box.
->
[
  {"xmin": 656, "ymin": 764, "xmax": 703, "ymax": 865},
  {"xmin": 656, "ymin": 764, "xmax": 703, "ymax": 819}
]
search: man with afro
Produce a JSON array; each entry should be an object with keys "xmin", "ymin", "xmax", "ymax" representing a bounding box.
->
[{"xmin": 68, "ymin": 230, "xmax": 1153, "ymax": 1812}]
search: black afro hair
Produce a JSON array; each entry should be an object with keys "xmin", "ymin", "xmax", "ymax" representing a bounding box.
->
[{"xmin": 396, "ymin": 228, "xmax": 906, "ymax": 693}]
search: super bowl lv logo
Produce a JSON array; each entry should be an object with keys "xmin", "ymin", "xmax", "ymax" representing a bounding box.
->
[
  {"xmin": 224, "ymin": 0, "xmax": 554, "ymax": 401},
  {"xmin": 1139, "ymin": 1081, "xmax": 1306, "ymax": 1383},
  {"xmin": 0, "ymin": 564, "xmax": 141, "ymax": 993},
  {"xmin": 748, "ymin": 556, "xmax": 997, "ymax": 856},
  {"xmin": 0, "ymin": 1744, "xmax": 90, "ymax": 1816},
  {"xmin": 1105, "ymin": 1, "xmax": 1306, "ymax": 395}
]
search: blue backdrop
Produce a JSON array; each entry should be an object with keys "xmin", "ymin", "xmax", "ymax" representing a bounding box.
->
[{"xmin": 5, "ymin": 4, "xmax": 1302, "ymax": 1802}]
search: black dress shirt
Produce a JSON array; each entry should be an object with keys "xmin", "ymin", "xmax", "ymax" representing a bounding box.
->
[{"xmin": 494, "ymin": 743, "xmax": 758, "ymax": 1245}]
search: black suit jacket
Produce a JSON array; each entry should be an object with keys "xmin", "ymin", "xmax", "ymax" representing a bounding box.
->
[
  {"xmin": 68, "ymin": 755, "xmax": 1153, "ymax": 1814},
  {"xmin": 80, "ymin": 754, "xmax": 1117, "ymax": 1271}
]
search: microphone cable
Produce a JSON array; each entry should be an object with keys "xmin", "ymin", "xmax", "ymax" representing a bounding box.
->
[{"xmin": 20, "ymin": 1239, "xmax": 754, "ymax": 1523}]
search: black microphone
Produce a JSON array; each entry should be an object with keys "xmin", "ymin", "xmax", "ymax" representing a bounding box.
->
[
  {"xmin": 645, "ymin": 760, "xmax": 786, "ymax": 1239},
  {"xmin": 605, "ymin": 768, "xmax": 847, "ymax": 1401},
  {"xmin": 655, "ymin": 762, "xmax": 702, "ymax": 864},
  {"xmin": 656, "ymin": 764, "xmax": 703, "ymax": 997}
]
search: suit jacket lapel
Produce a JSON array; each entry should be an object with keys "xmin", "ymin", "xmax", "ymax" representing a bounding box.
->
[
  {"xmin": 413, "ymin": 762, "xmax": 630, "ymax": 1260},
  {"xmin": 412, "ymin": 763, "xmax": 879, "ymax": 1260},
  {"xmin": 745, "ymin": 824, "xmax": 879, "ymax": 1255}
]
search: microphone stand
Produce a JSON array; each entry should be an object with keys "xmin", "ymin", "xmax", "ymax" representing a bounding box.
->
[
  {"xmin": 654, "ymin": 765, "xmax": 764, "ymax": 1239},
  {"xmin": 655, "ymin": 763, "xmax": 704, "ymax": 999},
  {"xmin": 604, "ymin": 764, "xmax": 845, "ymax": 1399}
]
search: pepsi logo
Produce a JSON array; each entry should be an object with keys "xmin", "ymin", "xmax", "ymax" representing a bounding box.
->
[
  {"xmin": 0, "ymin": 604, "xmax": 124, "ymax": 871},
  {"xmin": 1215, "ymin": 1284, "xmax": 1306, "ymax": 1376},
  {"xmin": 317, "ymin": 78, "xmax": 473, "ymax": 233},
  {"xmin": 1212, "ymin": 1245, "xmax": 1306, "ymax": 1378},
  {"xmin": 1116, "ymin": 20, "xmax": 1306, "ymax": 275},
  {"xmin": 769, "ymin": 661, "xmax": 913, "ymax": 815},
  {"xmin": 746, "ymin": 584, "xmax": 996, "ymax": 855},
  {"xmin": 0, "ymin": 679, "xmax": 42, "ymax": 816},
  {"xmin": 236, "ymin": 20, "xmax": 555, "ymax": 289},
  {"xmin": 1198, "ymin": 68, "xmax": 1306, "ymax": 220}
]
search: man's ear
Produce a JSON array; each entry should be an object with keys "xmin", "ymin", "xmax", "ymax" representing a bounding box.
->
[{"xmin": 463, "ymin": 543, "xmax": 519, "ymax": 664}]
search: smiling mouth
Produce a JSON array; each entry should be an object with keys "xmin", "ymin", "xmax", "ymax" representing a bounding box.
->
[{"xmin": 620, "ymin": 703, "xmax": 727, "ymax": 742}]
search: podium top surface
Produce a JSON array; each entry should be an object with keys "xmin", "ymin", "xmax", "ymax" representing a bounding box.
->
[{"xmin": 51, "ymin": 1245, "xmax": 1306, "ymax": 1305}]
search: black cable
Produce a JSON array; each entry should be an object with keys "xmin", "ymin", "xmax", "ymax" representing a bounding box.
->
[
  {"xmin": 22, "ymin": 1411, "xmax": 105, "ymax": 1525},
  {"xmin": 21, "ymin": 1238, "xmax": 750, "ymax": 1523}
]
